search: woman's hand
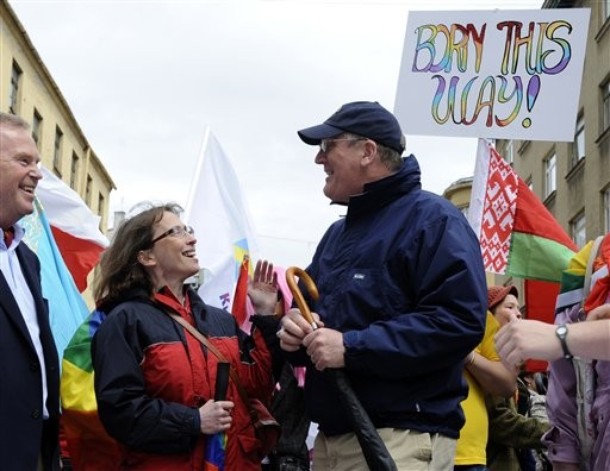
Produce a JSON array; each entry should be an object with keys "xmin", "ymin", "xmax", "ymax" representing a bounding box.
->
[
  {"xmin": 247, "ymin": 260, "xmax": 279, "ymax": 315},
  {"xmin": 198, "ymin": 399, "xmax": 234, "ymax": 434}
]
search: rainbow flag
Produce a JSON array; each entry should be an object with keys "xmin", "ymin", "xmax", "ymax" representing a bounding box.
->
[
  {"xmin": 203, "ymin": 432, "xmax": 228, "ymax": 471},
  {"xmin": 469, "ymin": 139, "xmax": 578, "ymax": 283},
  {"xmin": 60, "ymin": 309, "xmax": 121, "ymax": 470},
  {"xmin": 555, "ymin": 236, "xmax": 609, "ymax": 312}
]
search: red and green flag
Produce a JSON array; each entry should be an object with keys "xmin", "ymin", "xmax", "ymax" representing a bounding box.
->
[{"xmin": 469, "ymin": 139, "xmax": 578, "ymax": 283}]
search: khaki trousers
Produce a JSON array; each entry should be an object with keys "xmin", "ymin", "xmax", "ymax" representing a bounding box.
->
[{"xmin": 313, "ymin": 428, "xmax": 457, "ymax": 471}]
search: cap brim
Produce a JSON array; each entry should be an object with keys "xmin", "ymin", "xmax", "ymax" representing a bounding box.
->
[{"xmin": 297, "ymin": 123, "xmax": 344, "ymax": 145}]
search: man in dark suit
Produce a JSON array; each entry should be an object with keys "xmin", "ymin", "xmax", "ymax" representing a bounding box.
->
[{"xmin": 0, "ymin": 112, "xmax": 60, "ymax": 470}]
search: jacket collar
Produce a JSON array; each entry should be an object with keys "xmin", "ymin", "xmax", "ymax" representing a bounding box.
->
[{"xmin": 346, "ymin": 155, "xmax": 421, "ymax": 220}]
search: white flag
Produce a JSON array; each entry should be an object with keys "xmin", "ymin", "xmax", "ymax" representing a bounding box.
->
[{"xmin": 185, "ymin": 127, "xmax": 259, "ymax": 311}]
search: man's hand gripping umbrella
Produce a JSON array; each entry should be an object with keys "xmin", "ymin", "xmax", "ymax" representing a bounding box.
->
[{"xmin": 283, "ymin": 267, "xmax": 397, "ymax": 471}]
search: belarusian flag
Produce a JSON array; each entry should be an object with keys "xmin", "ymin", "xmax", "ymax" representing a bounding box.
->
[{"xmin": 468, "ymin": 139, "xmax": 577, "ymax": 283}]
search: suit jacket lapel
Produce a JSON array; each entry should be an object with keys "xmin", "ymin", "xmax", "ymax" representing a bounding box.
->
[
  {"xmin": 0, "ymin": 269, "xmax": 35, "ymax": 349},
  {"xmin": 16, "ymin": 244, "xmax": 50, "ymax": 332},
  {"xmin": 0, "ymin": 243, "xmax": 49, "ymax": 352}
]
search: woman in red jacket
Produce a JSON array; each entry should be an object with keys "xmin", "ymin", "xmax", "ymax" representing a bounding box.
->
[{"xmin": 92, "ymin": 202, "xmax": 281, "ymax": 470}]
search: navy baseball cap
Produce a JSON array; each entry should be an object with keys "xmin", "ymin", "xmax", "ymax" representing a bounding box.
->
[{"xmin": 297, "ymin": 101, "xmax": 405, "ymax": 154}]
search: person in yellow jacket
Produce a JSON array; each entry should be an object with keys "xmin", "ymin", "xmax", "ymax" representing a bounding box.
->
[{"xmin": 454, "ymin": 307, "xmax": 516, "ymax": 470}]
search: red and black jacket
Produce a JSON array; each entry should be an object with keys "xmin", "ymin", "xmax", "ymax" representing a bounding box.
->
[{"xmin": 92, "ymin": 288, "xmax": 280, "ymax": 470}]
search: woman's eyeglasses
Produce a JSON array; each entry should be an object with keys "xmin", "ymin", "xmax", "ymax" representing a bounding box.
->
[{"xmin": 151, "ymin": 225, "xmax": 195, "ymax": 245}]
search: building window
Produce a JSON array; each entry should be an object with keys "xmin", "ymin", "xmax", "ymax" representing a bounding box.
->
[
  {"xmin": 544, "ymin": 152, "xmax": 556, "ymax": 198},
  {"xmin": 85, "ymin": 175, "xmax": 92, "ymax": 205},
  {"xmin": 70, "ymin": 152, "xmax": 79, "ymax": 190},
  {"xmin": 9, "ymin": 60, "xmax": 22, "ymax": 114},
  {"xmin": 98, "ymin": 193, "xmax": 105, "ymax": 220},
  {"xmin": 604, "ymin": 188, "xmax": 610, "ymax": 233},
  {"xmin": 571, "ymin": 212, "xmax": 586, "ymax": 249},
  {"xmin": 572, "ymin": 114, "xmax": 585, "ymax": 166},
  {"xmin": 603, "ymin": 80, "xmax": 610, "ymax": 134},
  {"xmin": 53, "ymin": 126, "xmax": 63, "ymax": 176},
  {"xmin": 32, "ymin": 110, "xmax": 43, "ymax": 149}
]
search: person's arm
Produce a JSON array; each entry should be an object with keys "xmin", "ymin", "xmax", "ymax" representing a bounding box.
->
[
  {"xmin": 465, "ymin": 312, "xmax": 516, "ymax": 397},
  {"xmin": 242, "ymin": 313, "xmax": 282, "ymax": 398},
  {"xmin": 465, "ymin": 351, "xmax": 516, "ymax": 397},
  {"xmin": 495, "ymin": 317, "xmax": 610, "ymax": 365},
  {"xmin": 540, "ymin": 306, "xmax": 582, "ymax": 469},
  {"xmin": 486, "ymin": 395, "xmax": 550, "ymax": 449}
]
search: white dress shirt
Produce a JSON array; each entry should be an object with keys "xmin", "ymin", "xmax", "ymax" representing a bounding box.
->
[{"xmin": 0, "ymin": 223, "xmax": 49, "ymax": 419}]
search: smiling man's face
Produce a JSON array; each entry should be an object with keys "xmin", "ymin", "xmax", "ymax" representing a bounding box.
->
[{"xmin": 0, "ymin": 124, "xmax": 42, "ymax": 228}]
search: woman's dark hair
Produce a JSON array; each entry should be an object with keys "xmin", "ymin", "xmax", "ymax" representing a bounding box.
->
[{"xmin": 94, "ymin": 202, "xmax": 183, "ymax": 306}]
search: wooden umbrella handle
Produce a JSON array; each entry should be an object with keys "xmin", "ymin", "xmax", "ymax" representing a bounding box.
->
[{"xmin": 285, "ymin": 267, "xmax": 319, "ymax": 329}]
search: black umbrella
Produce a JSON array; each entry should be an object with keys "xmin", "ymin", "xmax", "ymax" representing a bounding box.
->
[{"xmin": 286, "ymin": 267, "xmax": 397, "ymax": 471}]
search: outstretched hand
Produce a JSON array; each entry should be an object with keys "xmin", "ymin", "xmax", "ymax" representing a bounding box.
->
[{"xmin": 247, "ymin": 259, "xmax": 279, "ymax": 315}]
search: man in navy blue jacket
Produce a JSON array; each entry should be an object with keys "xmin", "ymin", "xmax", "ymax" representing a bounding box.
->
[
  {"xmin": 278, "ymin": 101, "xmax": 487, "ymax": 470},
  {"xmin": 0, "ymin": 112, "xmax": 60, "ymax": 470}
]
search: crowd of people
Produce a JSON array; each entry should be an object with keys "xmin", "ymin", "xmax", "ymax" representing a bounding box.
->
[{"xmin": 1, "ymin": 104, "xmax": 609, "ymax": 471}]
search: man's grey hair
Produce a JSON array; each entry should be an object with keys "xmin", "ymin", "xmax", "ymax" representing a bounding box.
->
[
  {"xmin": 0, "ymin": 112, "xmax": 30, "ymax": 131},
  {"xmin": 343, "ymin": 132, "xmax": 403, "ymax": 171}
]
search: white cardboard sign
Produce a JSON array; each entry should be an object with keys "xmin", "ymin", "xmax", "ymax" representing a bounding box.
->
[{"xmin": 394, "ymin": 9, "xmax": 590, "ymax": 142}]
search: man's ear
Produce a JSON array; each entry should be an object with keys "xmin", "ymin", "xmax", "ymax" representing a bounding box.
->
[
  {"xmin": 137, "ymin": 249, "xmax": 156, "ymax": 267},
  {"xmin": 361, "ymin": 140, "xmax": 378, "ymax": 167}
]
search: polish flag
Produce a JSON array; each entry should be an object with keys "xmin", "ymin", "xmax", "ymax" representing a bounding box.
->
[{"xmin": 36, "ymin": 166, "xmax": 108, "ymax": 292}]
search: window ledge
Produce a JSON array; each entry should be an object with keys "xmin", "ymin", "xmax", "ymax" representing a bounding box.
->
[
  {"xmin": 518, "ymin": 140, "xmax": 531, "ymax": 154},
  {"xmin": 596, "ymin": 126, "xmax": 610, "ymax": 145},
  {"xmin": 595, "ymin": 15, "xmax": 610, "ymax": 42},
  {"xmin": 566, "ymin": 157, "xmax": 585, "ymax": 182},
  {"xmin": 543, "ymin": 190, "xmax": 557, "ymax": 206}
]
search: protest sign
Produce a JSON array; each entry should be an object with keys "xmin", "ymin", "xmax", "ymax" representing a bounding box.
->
[{"xmin": 395, "ymin": 9, "xmax": 590, "ymax": 141}]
